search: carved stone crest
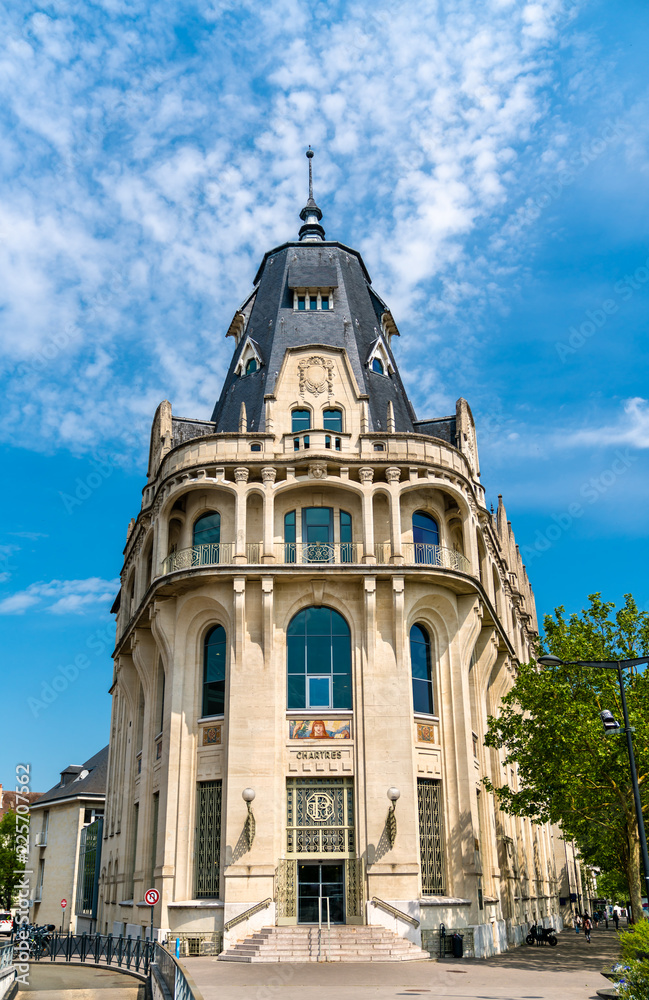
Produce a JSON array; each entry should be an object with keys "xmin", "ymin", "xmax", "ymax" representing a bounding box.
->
[{"xmin": 298, "ymin": 355, "xmax": 334, "ymax": 398}]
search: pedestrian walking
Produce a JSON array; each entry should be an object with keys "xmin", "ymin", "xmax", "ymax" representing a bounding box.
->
[
  {"xmin": 613, "ymin": 910, "xmax": 620, "ymax": 930},
  {"xmin": 575, "ymin": 913, "xmax": 581, "ymax": 934},
  {"xmin": 583, "ymin": 914, "xmax": 592, "ymax": 943}
]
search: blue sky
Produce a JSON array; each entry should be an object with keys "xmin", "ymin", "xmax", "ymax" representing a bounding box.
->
[{"xmin": 0, "ymin": 0, "xmax": 647, "ymax": 792}]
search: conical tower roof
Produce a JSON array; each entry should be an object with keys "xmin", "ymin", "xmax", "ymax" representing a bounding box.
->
[{"xmin": 211, "ymin": 150, "xmax": 420, "ymax": 437}]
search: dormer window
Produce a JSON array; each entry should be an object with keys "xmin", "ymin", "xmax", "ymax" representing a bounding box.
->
[
  {"xmin": 367, "ymin": 336, "xmax": 394, "ymax": 377},
  {"xmin": 293, "ymin": 289, "xmax": 333, "ymax": 311},
  {"xmin": 235, "ymin": 336, "xmax": 263, "ymax": 377}
]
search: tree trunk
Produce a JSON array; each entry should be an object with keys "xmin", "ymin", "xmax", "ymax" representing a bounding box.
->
[{"xmin": 625, "ymin": 823, "xmax": 643, "ymax": 924}]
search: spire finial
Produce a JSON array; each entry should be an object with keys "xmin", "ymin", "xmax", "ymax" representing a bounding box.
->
[
  {"xmin": 307, "ymin": 146, "xmax": 314, "ymax": 200},
  {"xmin": 299, "ymin": 146, "xmax": 325, "ymax": 242}
]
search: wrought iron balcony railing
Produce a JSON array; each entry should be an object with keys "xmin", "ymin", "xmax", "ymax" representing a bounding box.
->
[
  {"xmin": 274, "ymin": 541, "xmax": 362, "ymax": 564},
  {"xmin": 375, "ymin": 542, "xmax": 471, "ymax": 573},
  {"xmin": 162, "ymin": 541, "xmax": 471, "ymax": 574}
]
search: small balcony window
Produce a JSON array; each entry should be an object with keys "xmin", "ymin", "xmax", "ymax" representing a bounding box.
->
[
  {"xmin": 292, "ymin": 409, "xmax": 311, "ymax": 433},
  {"xmin": 323, "ymin": 409, "xmax": 342, "ymax": 432},
  {"xmin": 325, "ymin": 435, "xmax": 331, "ymax": 449},
  {"xmin": 294, "ymin": 438, "xmax": 300, "ymax": 451},
  {"xmin": 335, "ymin": 438, "xmax": 341, "ymax": 451}
]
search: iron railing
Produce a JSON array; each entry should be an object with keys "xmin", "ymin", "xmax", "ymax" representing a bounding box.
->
[
  {"xmin": 370, "ymin": 897, "xmax": 420, "ymax": 927},
  {"xmin": 31, "ymin": 933, "xmax": 154, "ymax": 975},
  {"xmin": 153, "ymin": 943, "xmax": 200, "ymax": 1000},
  {"xmin": 375, "ymin": 542, "xmax": 470, "ymax": 572},
  {"xmin": 223, "ymin": 897, "xmax": 272, "ymax": 933},
  {"xmin": 0, "ymin": 942, "xmax": 13, "ymax": 971},
  {"xmin": 276, "ymin": 542, "xmax": 361, "ymax": 564},
  {"xmin": 163, "ymin": 541, "xmax": 471, "ymax": 574}
]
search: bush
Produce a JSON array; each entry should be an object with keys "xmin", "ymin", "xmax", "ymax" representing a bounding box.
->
[
  {"xmin": 620, "ymin": 921, "xmax": 649, "ymax": 963},
  {"xmin": 616, "ymin": 959, "xmax": 649, "ymax": 1000}
]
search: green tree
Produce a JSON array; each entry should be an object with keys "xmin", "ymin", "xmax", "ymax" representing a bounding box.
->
[
  {"xmin": 0, "ymin": 809, "xmax": 26, "ymax": 911},
  {"xmin": 484, "ymin": 594, "xmax": 649, "ymax": 922}
]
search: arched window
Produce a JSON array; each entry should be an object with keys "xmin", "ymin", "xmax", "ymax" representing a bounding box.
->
[
  {"xmin": 412, "ymin": 511, "xmax": 440, "ymax": 564},
  {"xmin": 245, "ymin": 357, "xmax": 258, "ymax": 375},
  {"xmin": 371, "ymin": 357, "xmax": 384, "ymax": 375},
  {"xmin": 193, "ymin": 511, "xmax": 221, "ymax": 565},
  {"xmin": 287, "ymin": 607, "xmax": 351, "ymax": 710},
  {"xmin": 250, "ymin": 442, "xmax": 261, "ymax": 452},
  {"xmin": 292, "ymin": 409, "xmax": 311, "ymax": 433},
  {"xmin": 203, "ymin": 625, "xmax": 226, "ymax": 717},
  {"xmin": 323, "ymin": 409, "xmax": 342, "ymax": 432},
  {"xmin": 410, "ymin": 624, "xmax": 434, "ymax": 714}
]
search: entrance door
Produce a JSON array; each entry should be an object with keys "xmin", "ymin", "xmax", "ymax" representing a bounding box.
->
[{"xmin": 297, "ymin": 863, "xmax": 345, "ymax": 924}]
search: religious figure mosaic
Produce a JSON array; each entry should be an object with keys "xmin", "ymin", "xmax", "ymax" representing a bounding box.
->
[
  {"xmin": 202, "ymin": 725, "xmax": 222, "ymax": 746},
  {"xmin": 289, "ymin": 719, "xmax": 351, "ymax": 740}
]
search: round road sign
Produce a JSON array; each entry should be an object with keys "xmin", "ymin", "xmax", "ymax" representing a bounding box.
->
[
  {"xmin": 61, "ymin": 899, "xmax": 67, "ymax": 908},
  {"xmin": 145, "ymin": 888, "xmax": 160, "ymax": 906}
]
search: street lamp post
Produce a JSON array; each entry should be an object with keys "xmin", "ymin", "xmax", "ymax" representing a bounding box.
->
[{"xmin": 538, "ymin": 654, "xmax": 649, "ymax": 918}]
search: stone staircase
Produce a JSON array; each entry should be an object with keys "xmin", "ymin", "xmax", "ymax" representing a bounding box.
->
[{"xmin": 218, "ymin": 924, "xmax": 431, "ymax": 962}]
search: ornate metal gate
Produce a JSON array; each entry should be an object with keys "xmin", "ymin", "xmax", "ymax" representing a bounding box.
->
[
  {"xmin": 417, "ymin": 778, "xmax": 445, "ymax": 895},
  {"xmin": 286, "ymin": 777, "xmax": 354, "ymax": 856},
  {"xmin": 195, "ymin": 780, "xmax": 222, "ymax": 899},
  {"xmin": 276, "ymin": 859, "xmax": 297, "ymax": 920}
]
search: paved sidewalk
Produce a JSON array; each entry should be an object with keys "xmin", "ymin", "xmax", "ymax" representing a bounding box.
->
[
  {"xmin": 16, "ymin": 962, "xmax": 146, "ymax": 996},
  {"xmin": 183, "ymin": 926, "xmax": 621, "ymax": 1000}
]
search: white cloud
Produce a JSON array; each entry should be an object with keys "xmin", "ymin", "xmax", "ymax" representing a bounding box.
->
[
  {"xmin": 561, "ymin": 398, "xmax": 649, "ymax": 450},
  {"xmin": 0, "ymin": 577, "xmax": 119, "ymax": 615},
  {"xmin": 0, "ymin": 0, "xmax": 621, "ymax": 455}
]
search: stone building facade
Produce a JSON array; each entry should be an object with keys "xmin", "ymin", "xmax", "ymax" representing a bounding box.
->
[{"xmin": 99, "ymin": 156, "xmax": 562, "ymax": 956}]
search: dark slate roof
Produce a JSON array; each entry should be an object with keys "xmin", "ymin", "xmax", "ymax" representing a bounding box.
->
[
  {"xmin": 31, "ymin": 746, "xmax": 109, "ymax": 809},
  {"xmin": 210, "ymin": 241, "xmax": 417, "ymax": 435}
]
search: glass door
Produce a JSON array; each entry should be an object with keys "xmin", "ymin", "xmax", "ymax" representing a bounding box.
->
[
  {"xmin": 302, "ymin": 507, "xmax": 333, "ymax": 562},
  {"xmin": 297, "ymin": 862, "xmax": 345, "ymax": 924}
]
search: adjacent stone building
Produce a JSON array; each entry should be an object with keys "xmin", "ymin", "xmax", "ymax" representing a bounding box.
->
[
  {"xmin": 99, "ymin": 153, "xmax": 562, "ymax": 957},
  {"xmin": 28, "ymin": 747, "xmax": 106, "ymax": 933}
]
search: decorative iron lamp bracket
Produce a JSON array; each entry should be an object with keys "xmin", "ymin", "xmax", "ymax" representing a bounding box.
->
[
  {"xmin": 242, "ymin": 788, "xmax": 256, "ymax": 850},
  {"xmin": 386, "ymin": 787, "xmax": 400, "ymax": 849}
]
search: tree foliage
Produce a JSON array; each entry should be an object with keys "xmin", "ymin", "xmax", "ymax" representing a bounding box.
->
[
  {"xmin": 484, "ymin": 594, "xmax": 649, "ymax": 921},
  {"xmin": 0, "ymin": 809, "xmax": 25, "ymax": 911}
]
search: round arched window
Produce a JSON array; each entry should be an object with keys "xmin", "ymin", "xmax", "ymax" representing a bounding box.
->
[
  {"xmin": 412, "ymin": 511, "xmax": 440, "ymax": 564},
  {"xmin": 410, "ymin": 624, "xmax": 434, "ymax": 714},
  {"xmin": 371, "ymin": 357, "xmax": 384, "ymax": 374},
  {"xmin": 287, "ymin": 607, "xmax": 351, "ymax": 710},
  {"xmin": 203, "ymin": 625, "xmax": 226, "ymax": 717}
]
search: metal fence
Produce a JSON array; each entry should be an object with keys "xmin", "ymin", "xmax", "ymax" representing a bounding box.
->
[
  {"xmin": 0, "ymin": 942, "xmax": 13, "ymax": 971},
  {"xmin": 153, "ymin": 943, "xmax": 199, "ymax": 1000},
  {"xmin": 31, "ymin": 932, "xmax": 154, "ymax": 975}
]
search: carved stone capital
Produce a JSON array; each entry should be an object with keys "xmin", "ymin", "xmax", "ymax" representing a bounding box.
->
[
  {"xmin": 385, "ymin": 466, "xmax": 401, "ymax": 483},
  {"xmin": 261, "ymin": 466, "xmax": 277, "ymax": 484},
  {"xmin": 234, "ymin": 467, "xmax": 249, "ymax": 484},
  {"xmin": 358, "ymin": 466, "xmax": 374, "ymax": 484}
]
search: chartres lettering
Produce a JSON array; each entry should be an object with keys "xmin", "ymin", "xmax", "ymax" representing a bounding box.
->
[{"xmin": 295, "ymin": 750, "xmax": 343, "ymax": 760}]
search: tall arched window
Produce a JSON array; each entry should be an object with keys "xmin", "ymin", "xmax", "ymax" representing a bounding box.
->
[
  {"xmin": 412, "ymin": 511, "xmax": 440, "ymax": 564},
  {"xmin": 287, "ymin": 607, "xmax": 351, "ymax": 710},
  {"xmin": 193, "ymin": 512, "xmax": 221, "ymax": 565},
  {"xmin": 203, "ymin": 625, "xmax": 226, "ymax": 717},
  {"xmin": 410, "ymin": 624, "xmax": 434, "ymax": 714}
]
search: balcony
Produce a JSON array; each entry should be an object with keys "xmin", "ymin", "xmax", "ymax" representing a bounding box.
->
[{"xmin": 162, "ymin": 542, "xmax": 471, "ymax": 574}]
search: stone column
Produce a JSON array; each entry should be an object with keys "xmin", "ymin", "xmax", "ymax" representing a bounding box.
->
[
  {"xmin": 386, "ymin": 468, "xmax": 403, "ymax": 562},
  {"xmin": 233, "ymin": 470, "xmax": 249, "ymax": 563},
  {"xmin": 359, "ymin": 469, "xmax": 375, "ymax": 563},
  {"xmin": 261, "ymin": 468, "xmax": 276, "ymax": 563}
]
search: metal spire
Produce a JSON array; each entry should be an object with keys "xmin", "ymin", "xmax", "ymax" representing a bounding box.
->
[{"xmin": 299, "ymin": 146, "xmax": 325, "ymax": 241}]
